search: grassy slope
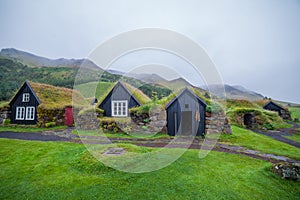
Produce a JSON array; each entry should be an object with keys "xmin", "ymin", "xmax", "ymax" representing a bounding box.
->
[
  {"xmin": 289, "ymin": 107, "xmax": 300, "ymax": 119},
  {"xmin": 0, "ymin": 138, "xmax": 299, "ymax": 200},
  {"xmin": 75, "ymin": 81, "xmax": 113, "ymax": 99},
  {"xmin": 220, "ymin": 126, "xmax": 300, "ymax": 160}
]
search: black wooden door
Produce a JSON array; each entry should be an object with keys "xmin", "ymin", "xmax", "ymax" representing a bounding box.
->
[{"xmin": 181, "ymin": 111, "xmax": 192, "ymax": 135}]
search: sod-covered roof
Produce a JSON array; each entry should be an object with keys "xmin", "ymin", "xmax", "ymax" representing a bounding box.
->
[{"xmin": 28, "ymin": 81, "xmax": 87, "ymax": 109}]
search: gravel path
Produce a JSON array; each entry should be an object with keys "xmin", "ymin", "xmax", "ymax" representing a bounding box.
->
[
  {"xmin": 254, "ymin": 122, "xmax": 300, "ymax": 148},
  {"xmin": 0, "ymin": 131, "xmax": 69, "ymax": 142}
]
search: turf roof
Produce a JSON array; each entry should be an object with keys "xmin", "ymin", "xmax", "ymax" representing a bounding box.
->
[{"xmin": 28, "ymin": 81, "xmax": 87, "ymax": 109}]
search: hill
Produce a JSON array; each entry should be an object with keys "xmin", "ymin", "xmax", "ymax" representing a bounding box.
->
[
  {"xmin": 0, "ymin": 48, "xmax": 100, "ymax": 70},
  {"xmin": 110, "ymin": 69, "xmax": 194, "ymax": 90},
  {"xmin": 0, "ymin": 56, "xmax": 172, "ymax": 101},
  {"xmin": 204, "ymin": 84, "xmax": 264, "ymax": 101}
]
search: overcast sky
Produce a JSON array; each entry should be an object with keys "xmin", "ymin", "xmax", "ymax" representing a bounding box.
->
[{"xmin": 0, "ymin": 0, "xmax": 299, "ymax": 103}]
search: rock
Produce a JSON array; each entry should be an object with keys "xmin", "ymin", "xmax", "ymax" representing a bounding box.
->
[{"xmin": 272, "ymin": 162, "xmax": 300, "ymax": 181}]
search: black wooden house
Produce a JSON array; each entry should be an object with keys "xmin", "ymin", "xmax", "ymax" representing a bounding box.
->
[
  {"xmin": 99, "ymin": 81, "xmax": 150, "ymax": 117},
  {"xmin": 9, "ymin": 81, "xmax": 40, "ymax": 124},
  {"xmin": 263, "ymin": 101, "xmax": 291, "ymax": 120},
  {"xmin": 166, "ymin": 88, "xmax": 206, "ymax": 136}
]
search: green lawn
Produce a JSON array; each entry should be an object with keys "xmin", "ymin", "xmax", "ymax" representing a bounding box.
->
[
  {"xmin": 220, "ymin": 126, "xmax": 300, "ymax": 160},
  {"xmin": 289, "ymin": 107, "xmax": 300, "ymax": 120},
  {"xmin": 0, "ymin": 125, "xmax": 66, "ymax": 132},
  {"xmin": 284, "ymin": 128, "xmax": 300, "ymax": 143},
  {"xmin": 0, "ymin": 138, "xmax": 299, "ymax": 200}
]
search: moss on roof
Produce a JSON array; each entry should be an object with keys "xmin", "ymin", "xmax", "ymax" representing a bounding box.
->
[
  {"xmin": 28, "ymin": 82, "xmax": 87, "ymax": 109},
  {"xmin": 122, "ymin": 82, "xmax": 151, "ymax": 104}
]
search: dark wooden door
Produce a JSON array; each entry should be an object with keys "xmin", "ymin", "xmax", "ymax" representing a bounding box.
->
[{"xmin": 181, "ymin": 111, "xmax": 192, "ymax": 135}]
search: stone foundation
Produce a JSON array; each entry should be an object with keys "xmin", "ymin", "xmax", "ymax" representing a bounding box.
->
[
  {"xmin": 0, "ymin": 107, "xmax": 11, "ymax": 124},
  {"xmin": 205, "ymin": 111, "xmax": 232, "ymax": 134}
]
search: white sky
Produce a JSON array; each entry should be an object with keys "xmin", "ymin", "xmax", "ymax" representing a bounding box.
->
[{"xmin": 0, "ymin": 0, "xmax": 299, "ymax": 103}]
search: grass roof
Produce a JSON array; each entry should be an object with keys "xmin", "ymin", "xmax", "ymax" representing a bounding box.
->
[
  {"xmin": 29, "ymin": 82, "xmax": 87, "ymax": 109},
  {"xmin": 122, "ymin": 82, "xmax": 151, "ymax": 104}
]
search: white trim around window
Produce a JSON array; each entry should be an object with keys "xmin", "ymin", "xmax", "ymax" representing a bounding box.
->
[
  {"xmin": 25, "ymin": 107, "xmax": 35, "ymax": 120},
  {"xmin": 22, "ymin": 93, "xmax": 30, "ymax": 102},
  {"xmin": 111, "ymin": 100, "xmax": 128, "ymax": 117},
  {"xmin": 16, "ymin": 107, "xmax": 25, "ymax": 120}
]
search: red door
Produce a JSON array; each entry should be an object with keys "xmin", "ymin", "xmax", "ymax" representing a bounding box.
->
[{"xmin": 65, "ymin": 107, "xmax": 74, "ymax": 126}]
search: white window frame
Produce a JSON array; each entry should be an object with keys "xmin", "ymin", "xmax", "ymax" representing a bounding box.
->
[
  {"xmin": 22, "ymin": 93, "xmax": 30, "ymax": 102},
  {"xmin": 111, "ymin": 100, "xmax": 128, "ymax": 117},
  {"xmin": 25, "ymin": 107, "xmax": 35, "ymax": 120},
  {"xmin": 16, "ymin": 107, "xmax": 25, "ymax": 120}
]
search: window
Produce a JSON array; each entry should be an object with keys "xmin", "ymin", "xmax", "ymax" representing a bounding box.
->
[
  {"xmin": 22, "ymin": 93, "xmax": 30, "ymax": 102},
  {"xmin": 111, "ymin": 101, "xmax": 127, "ymax": 117},
  {"xmin": 16, "ymin": 107, "xmax": 25, "ymax": 120},
  {"xmin": 185, "ymin": 104, "xmax": 189, "ymax": 109},
  {"xmin": 25, "ymin": 107, "xmax": 35, "ymax": 120}
]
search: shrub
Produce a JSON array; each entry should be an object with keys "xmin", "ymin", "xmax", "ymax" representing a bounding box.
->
[
  {"xmin": 45, "ymin": 122, "xmax": 56, "ymax": 128},
  {"xmin": 3, "ymin": 119, "xmax": 10, "ymax": 125},
  {"xmin": 78, "ymin": 106, "xmax": 104, "ymax": 117}
]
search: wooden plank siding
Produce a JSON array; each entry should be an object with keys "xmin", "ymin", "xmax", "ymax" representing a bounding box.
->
[
  {"xmin": 166, "ymin": 88, "xmax": 206, "ymax": 136},
  {"xmin": 99, "ymin": 82, "xmax": 141, "ymax": 117},
  {"xmin": 9, "ymin": 82, "xmax": 40, "ymax": 124}
]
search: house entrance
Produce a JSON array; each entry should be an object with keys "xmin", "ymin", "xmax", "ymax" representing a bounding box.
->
[
  {"xmin": 244, "ymin": 113, "xmax": 253, "ymax": 129},
  {"xmin": 181, "ymin": 111, "xmax": 192, "ymax": 135}
]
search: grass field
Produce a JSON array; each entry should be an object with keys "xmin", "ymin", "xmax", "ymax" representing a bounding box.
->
[
  {"xmin": 0, "ymin": 138, "xmax": 299, "ymax": 200},
  {"xmin": 220, "ymin": 126, "xmax": 300, "ymax": 160},
  {"xmin": 75, "ymin": 81, "xmax": 113, "ymax": 99},
  {"xmin": 289, "ymin": 107, "xmax": 300, "ymax": 120}
]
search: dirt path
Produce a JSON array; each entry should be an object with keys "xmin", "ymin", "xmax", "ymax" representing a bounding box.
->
[
  {"xmin": 0, "ymin": 131, "xmax": 69, "ymax": 142},
  {"xmin": 0, "ymin": 129, "xmax": 299, "ymax": 164},
  {"xmin": 254, "ymin": 122, "xmax": 300, "ymax": 148}
]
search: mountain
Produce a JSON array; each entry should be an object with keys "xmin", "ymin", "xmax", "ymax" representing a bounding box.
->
[
  {"xmin": 109, "ymin": 70, "xmax": 193, "ymax": 90},
  {"xmin": 0, "ymin": 56, "xmax": 172, "ymax": 101},
  {"xmin": 0, "ymin": 48, "xmax": 100, "ymax": 70},
  {"xmin": 204, "ymin": 84, "xmax": 264, "ymax": 101}
]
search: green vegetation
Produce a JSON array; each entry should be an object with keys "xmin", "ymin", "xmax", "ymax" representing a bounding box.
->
[
  {"xmin": 0, "ymin": 57, "xmax": 79, "ymax": 101},
  {"xmin": 220, "ymin": 126, "xmax": 300, "ymax": 160},
  {"xmin": 29, "ymin": 82, "xmax": 87, "ymax": 109},
  {"xmin": 0, "ymin": 125, "xmax": 66, "ymax": 132},
  {"xmin": 0, "ymin": 57, "xmax": 171, "ymax": 102},
  {"xmin": 284, "ymin": 133, "xmax": 300, "ymax": 143},
  {"xmin": 75, "ymin": 81, "xmax": 113, "ymax": 98},
  {"xmin": 226, "ymin": 105, "xmax": 288, "ymax": 130},
  {"xmin": 0, "ymin": 138, "xmax": 299, "ymax": 199},
  {"xmin": 289, "ymin": 107, "xmax": 300, "ymax": 120},
  {"xmin": 74, "ymin": 129, "xmax": 170, "ymax": 139},
  {"xmin": 284, "ymin": 128, "xmax": 300, "ymax": 143}
]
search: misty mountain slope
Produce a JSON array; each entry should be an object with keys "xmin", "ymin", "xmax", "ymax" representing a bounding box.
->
[
  {"xmin": 0, "ymin": 48, "xmax": 100, "ymax": 70},
  {"xmin": 204, "ymin": 84, "xmax": 264, "ymax": 101},
  {"xmin": 109, "ymin": 70, "xmax": 193, "ymax": 90}
]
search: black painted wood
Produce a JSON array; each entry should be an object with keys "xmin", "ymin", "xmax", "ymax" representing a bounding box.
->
[
  {"xmin": 9, "ymin": 81, "xmax": 40, "ymax": 124},
  {"xmin": 166, "ymin": 88, "xmax": 206, "ymax": 136},
  {"xmin": 99, "ymin": 82, "xmax": 141, "ymax": 117}
]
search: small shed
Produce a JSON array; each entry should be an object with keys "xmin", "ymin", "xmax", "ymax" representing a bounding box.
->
[
  {"xmin": 166, "ymin": 88, "xmax": 206, "ymax": 136},
  {"xmin": 98, "ymin": 81, "xmax": 150, "ymax": 117},
  {"xmin": 263, "ymin": 101, "xmax": 291, "ymax": 120}
]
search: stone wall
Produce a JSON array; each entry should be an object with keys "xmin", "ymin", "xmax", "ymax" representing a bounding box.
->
[
  {"xmin": 0, "ymin": 107, "xmax": 11, "ymax": 124},
  {"xmin": 280, "ymin": 110, "xmax": 292, "ymax": 120},
  {"xmin": 205, "ymin": 111, "xmax": 232, "ymax": 134}
]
